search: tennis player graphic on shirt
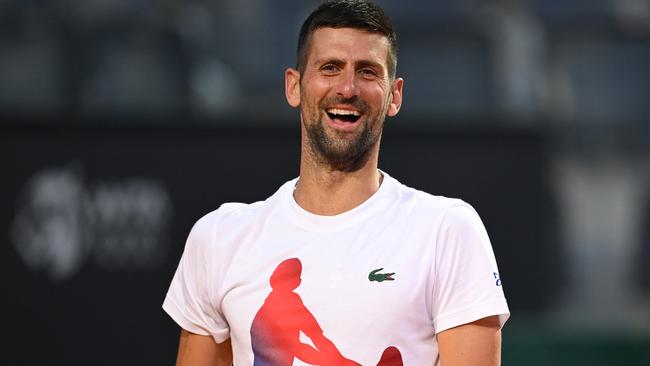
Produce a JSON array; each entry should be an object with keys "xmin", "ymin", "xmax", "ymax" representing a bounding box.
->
[{"xmin": 251, "ymin": 258, "xmax": 403, "ymax": 366}]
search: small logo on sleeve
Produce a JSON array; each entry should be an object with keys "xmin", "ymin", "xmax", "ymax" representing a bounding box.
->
[
  {"xmin": 493, "ymin": 272, "xmax": 502, "ymax": 286},
  {"xmin": 369, "ymin": 268, "xmax": 395, "ymax": 282}
]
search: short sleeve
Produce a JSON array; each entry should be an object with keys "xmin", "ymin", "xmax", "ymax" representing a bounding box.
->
[
  {"xmin": 431, "ymin": 204, "xmax": 510, "ymax": 334},
  {"xmin": 162, "ymin": 215, "xmax": 230, "ymax": 343}
]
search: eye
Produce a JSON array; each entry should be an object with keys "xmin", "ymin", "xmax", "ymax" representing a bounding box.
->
[
  {"xmin": 320, "ymin": 64, "xmax": 339, "ymax": 74},
  {"xmin": 359, "ymin": 68, "xmax": 378, "ymax": 78}
]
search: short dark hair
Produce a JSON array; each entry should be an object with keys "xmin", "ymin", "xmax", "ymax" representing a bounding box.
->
[{"xmin": 296, "ymin": 0, "xmax": 398, "ymax": 79}]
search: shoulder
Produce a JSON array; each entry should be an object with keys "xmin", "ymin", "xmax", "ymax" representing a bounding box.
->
[
  {"xmin": 199, "ymin": 200, "xmax": 266, "ymax": 226},
  {"xmin": 384, "ymin": 174, "xmax": 491, "ymax": 244},
  {"xmin": 388, "ymin": 174, "xmax": 476, "ymax": 220},
  {"xmin": 188, "ymin": 200, "xmax": 267, "ymax": 243},
  {"xmin": 186, "ymin": 178, "xmax": 295, "ymax": 249}
]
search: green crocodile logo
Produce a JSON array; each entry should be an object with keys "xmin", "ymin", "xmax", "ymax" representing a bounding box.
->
[{"xmin": 368, "ymin": 268, "xmax": 395, "ymax": 282}]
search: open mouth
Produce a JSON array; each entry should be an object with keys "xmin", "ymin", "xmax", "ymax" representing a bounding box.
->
[{"xmin": 326, "ymin": 108, "xmax": 361, "ymax": 123}]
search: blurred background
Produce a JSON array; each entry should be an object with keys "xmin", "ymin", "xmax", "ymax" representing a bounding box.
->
[{"xmin": 2, "ymin": 0, "xmax": 649, "ymax": 364}]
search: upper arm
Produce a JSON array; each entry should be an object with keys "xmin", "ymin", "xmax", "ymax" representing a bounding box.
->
[
  {"xmin": 176, "ymin": 329, "xmax": 232, "ymax": 366},
  {"xmin": 437, "ymin": 315, "xmax": 502, "ymax": 366}
]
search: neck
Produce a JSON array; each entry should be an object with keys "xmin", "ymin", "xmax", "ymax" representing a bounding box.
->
[{"xmin": 294, "ymin": 144, "xmax": 383, "ymax": 216}]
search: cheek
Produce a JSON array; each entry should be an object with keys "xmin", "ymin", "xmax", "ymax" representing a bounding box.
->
[
  {"xmin": 360, "ymin": 81, "xmax": 389, "ymax": 101},
  {"xmin": 303, "ymin": 75, "xmax": 332, "ymax": 93},
  {"xmin": 365, "ymin": 90, "xmax": 391, "ymax": 112}
]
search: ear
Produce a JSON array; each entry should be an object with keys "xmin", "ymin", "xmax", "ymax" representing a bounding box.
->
[
  {"xmin": 285, "ymin": 68, "xmax": 301, "ymax": 108},
  {"xmin": 386, "ymin": 77, "xmax": 404, "ymax": 117}
]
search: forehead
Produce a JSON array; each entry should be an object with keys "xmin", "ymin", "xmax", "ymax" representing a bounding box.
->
[{"xmin": 306, "ymin": 27, "xmax": 390, "ymax": 67}]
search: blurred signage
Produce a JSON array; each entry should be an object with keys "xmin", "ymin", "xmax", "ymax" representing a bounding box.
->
[{"xmin": 11, "ymin": 163, "xmax": 173, "ymax": 282}]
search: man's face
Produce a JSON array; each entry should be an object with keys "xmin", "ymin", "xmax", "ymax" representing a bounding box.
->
[{"xmin": 286, "ymin": 27, "xmax": 403, "ymax": 171}]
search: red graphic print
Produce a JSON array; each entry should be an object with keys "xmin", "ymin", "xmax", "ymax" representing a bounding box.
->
[
  {"xmin": 250, "ymin": 258, "xmax": 403, "ymax": 366},
  {"xmin": 376, "ymin": 346, "xmax": 403, "ymax": 366}
]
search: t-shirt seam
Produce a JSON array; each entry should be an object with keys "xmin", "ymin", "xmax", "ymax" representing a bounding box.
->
[
  {"xmin": 204, "ymin": 208, "xmax": 231, "ymax": 326},
  {"xmin": 431, "ymin": 202, "xmax": 471, "ymax": 321},
  {"xmin": 196, "ymin": 205, "xmax": 238, "ymax": 327}
]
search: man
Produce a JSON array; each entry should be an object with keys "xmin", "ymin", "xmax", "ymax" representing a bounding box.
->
[{"xmin": 163, "ymin": 1, "xmax": 510, "ymax": 365}]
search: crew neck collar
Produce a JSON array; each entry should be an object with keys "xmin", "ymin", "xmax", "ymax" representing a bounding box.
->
[{"xmin": 280, "ymin": 170, "xmax": 396, "ymax": 231}]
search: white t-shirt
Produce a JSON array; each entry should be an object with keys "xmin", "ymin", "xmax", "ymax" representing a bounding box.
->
[{"xmin": 163, "ymin": 171, "xmax": 509, "ymax": 365}]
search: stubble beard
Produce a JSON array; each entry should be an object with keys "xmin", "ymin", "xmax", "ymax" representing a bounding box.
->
[{"xmin": 303, "ymin": 96, "xmax": 385, "ymax": 173}]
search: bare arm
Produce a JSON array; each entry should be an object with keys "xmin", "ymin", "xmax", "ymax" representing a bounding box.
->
[
  {"xmin": 175, "ymin": 329, "xmax": 233, "ymax": 366},
  {"xmin": 437, "ymin": 315, "xmax": 502, "ymax": 366}
]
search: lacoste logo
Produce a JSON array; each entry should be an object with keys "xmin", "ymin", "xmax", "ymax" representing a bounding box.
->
[{"xmin": 369, "ymin": 268, "xmax": 395, "ymax": 282}]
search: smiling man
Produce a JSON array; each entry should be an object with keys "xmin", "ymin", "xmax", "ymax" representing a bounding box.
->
[{"xmin": 163, "ymin": 1, "xmax": 509, "ymax": 365}]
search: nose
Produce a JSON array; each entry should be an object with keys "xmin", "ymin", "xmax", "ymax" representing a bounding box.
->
[{"xmin": 334, "ymin": 68, "xmax": 359, "ymax": 99}]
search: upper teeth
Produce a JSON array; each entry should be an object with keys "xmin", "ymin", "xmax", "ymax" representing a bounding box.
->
[{"xmin": 327, "ymin": 108, "xmax": 360, "ymax": 116}]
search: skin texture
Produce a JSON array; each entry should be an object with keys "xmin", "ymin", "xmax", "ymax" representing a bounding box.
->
[
  {"xmin": 438, "ymin": 315, "xmax": 503, "ymax": 366},
  {"xmin": 174, "ymin": 26, "xmax": 502, "ymax": 365},
  {"xmin": 175, "ymin": 330, "xmax": 232, "ymax": 366}
]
